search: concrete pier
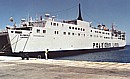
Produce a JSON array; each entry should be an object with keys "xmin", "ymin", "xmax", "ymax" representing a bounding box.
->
[{"xmin": 0, "ymin": 57, "xmax": 130, "ymax": 79}]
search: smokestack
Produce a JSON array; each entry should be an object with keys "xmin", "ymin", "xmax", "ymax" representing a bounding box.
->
[{"xmin": 77, "ymin": 3, "xmax": 83, "ymax": 21}]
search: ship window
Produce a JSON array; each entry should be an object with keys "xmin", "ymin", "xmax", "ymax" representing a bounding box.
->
[
  {"xmin": 57, "ymin": 23, "xmax": 58, "ymax": 26},
  {"xmin": 72, "ymin": 33, "xmax": 74, "ymax": 35},
  {"xmin": 51, "ymin": 22, "xmax": 52, "ymax": 25},
  {"xmin": 83, "ymin": 29, "xmax": 85, "ymax": 31},
  {"xmin": 68, "ymin": 32, "xmax": 70, "ymax": 35},
  {"xmin": 11, "ymin": 31, "xmax": 14, "ymax": 33},
  {"xmin": 43, "ymin": 30, "xmax": 46, "ymax": 33},
  {"xmin": 81, "ymin": 28, "xmax": 82, "ymax": 31},
  {"xmin": 53, "ymin": 23, "xmax": 56, "ymax": 26},
  {"xmin": 78, "ymin": 28, "xmax": 80, "ymax": 30},
  {"xmin": 15, "ymin": 27, "xmax": 32, "ymax": 30},
  {"xmin": 54, "ymin": 31, "xmax": 59, "ymax": 34},
  {"xmin": 72, "ymin": 27, "xmax": 74, "ymax": 29},
  {"xmin": 122, "ymin": 38, "xmax": 125, "ymax": 40},
  {"xmin": 95, "ymin": 31, "xmax": 98, "ymax": 33},
  {"xmin": 57, "ymin": 31, "xmax": 59, "ymax": 34},
  {"xmin": 15, "ymin": 31, "xmax": 22, "ymax": 34},
  {"xmin": 69, "ymin": 26, "xmax": 71, "ymax": 29},
  {"xmin": 37, "ymin": 29, "xmax": 40, "ymax": 33},
  {"xmin": 90, "ymin": 35, "xmax": 92, "ymax": 37},
  {"xmin": 75, "ymin": 27, "xmax": 77, "ymax": 30},
  {"xmin": 54, "ymin": 31, "xmax": 57, "ymax": 34},
  {"xmin": 91, "ymin": 30, "xmax": 92, "ymax": 32},
  {"xmin": 122, "ymin": 35, "xmax": 125, "ymax": 37},
  {"xmin": 63, "ymin": 32, "xmax": 66, "ymax": 35}
]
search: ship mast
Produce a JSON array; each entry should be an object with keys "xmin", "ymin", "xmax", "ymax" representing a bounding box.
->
[{"xmin": 77, "ymin": 3, "xmax": 83, "ymax": 21}]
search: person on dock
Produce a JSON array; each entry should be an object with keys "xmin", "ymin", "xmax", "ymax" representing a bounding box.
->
[{"xmin": 45, "ymin": 49, "xmax": 49, "ymax": 60}]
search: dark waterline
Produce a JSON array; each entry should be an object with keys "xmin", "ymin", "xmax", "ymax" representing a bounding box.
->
[{"xmin": 56, "ymin": 45, "xmax": 130, "ymax": 63}]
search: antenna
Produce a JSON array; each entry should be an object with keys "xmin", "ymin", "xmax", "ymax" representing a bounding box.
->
[
  {"xmin": 77, "ymin": 3, "xmax": 83, "ymax": 21},
  {"xmin": 28, "ymin": 13, "xmax": 30, "ymax": 22}
]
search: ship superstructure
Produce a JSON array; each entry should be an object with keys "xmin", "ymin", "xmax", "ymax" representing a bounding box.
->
[{"xmin": 2, "ymin": 4, "xmax": 126, "ymax": 58}]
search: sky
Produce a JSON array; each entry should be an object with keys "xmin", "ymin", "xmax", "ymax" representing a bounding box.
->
[{"xmin": 0, "ymin": 0, "xmax": 129, "ymax": 44}]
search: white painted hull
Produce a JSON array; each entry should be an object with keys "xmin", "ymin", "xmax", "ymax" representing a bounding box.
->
[{"xmin": 7, "ymin": 22, "xmax": 126, "ymax": 53}]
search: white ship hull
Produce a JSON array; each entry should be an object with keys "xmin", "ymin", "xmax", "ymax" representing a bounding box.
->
[
  {"xmin": 7, "ymin": 20, "xmax": 126, "ymax": 58},
  {"xmin": 7, "ymin": 26, "xmax": 126, "ymax": 53}
]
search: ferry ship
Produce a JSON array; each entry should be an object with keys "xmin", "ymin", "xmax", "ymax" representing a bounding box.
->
[{"xmin": 0, "ymin": 4, "xmax": 126, "ymax": 59}]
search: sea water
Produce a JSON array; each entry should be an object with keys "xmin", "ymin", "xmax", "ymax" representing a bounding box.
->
[{"xmin": 56, "ymin": 45, "xmax": 130, "ymax": 63}]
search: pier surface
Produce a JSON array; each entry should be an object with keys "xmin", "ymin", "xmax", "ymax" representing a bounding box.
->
[{"xmin": 0, "ymin": 57, "xmax": 130, "ymax": 79}]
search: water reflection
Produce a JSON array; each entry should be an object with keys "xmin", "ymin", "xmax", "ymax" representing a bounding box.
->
[{"xmin": 56, "ymin": 45, "xmax": 130, "ymax": 63}]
